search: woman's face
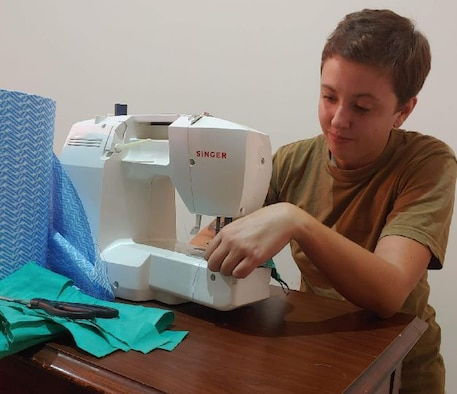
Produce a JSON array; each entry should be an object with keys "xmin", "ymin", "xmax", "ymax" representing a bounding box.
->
[{"xmin": 319, "ymin": 55, "xmax": 410, "ymax": 170}]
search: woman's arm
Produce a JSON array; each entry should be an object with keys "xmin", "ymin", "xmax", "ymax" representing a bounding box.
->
[{"xmin": 204, "ymin": 202, "xmax": 431, "ymax": 318}]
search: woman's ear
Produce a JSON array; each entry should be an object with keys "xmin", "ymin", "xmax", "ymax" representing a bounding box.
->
[{"xmin": 394, "ymin": 97, "xmax": 417, "ymax": 128}]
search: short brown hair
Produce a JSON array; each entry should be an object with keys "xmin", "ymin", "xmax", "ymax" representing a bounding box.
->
[{"xmin": 321, "ymin": 9, "xmax": 431, "ymax": 106}]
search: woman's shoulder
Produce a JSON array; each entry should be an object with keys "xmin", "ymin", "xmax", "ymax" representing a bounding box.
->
[
  {"xmin": 389, "ymin": 129, "xmax": 457, "ymax": 179},
  {"xmin": 275, "ymin": 134, "xmax": 324, "ymax": 159},
  {"xmin": 393, "ymin": 129, "xmax": 456, "ymax": 158}
]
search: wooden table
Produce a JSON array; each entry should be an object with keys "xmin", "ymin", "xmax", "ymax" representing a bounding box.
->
[{"xmin": 0, "ymin": 286, "xmax": 427, "ymax": 394}]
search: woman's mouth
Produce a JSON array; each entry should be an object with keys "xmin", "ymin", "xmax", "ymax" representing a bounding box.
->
[{"xmin": 328, "ymin": 132, "xmax": 352, "ymax": 144}]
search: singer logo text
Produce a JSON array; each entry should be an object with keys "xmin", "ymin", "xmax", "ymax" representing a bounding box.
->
[{"xmin": 196, "ymin": 150, "xmax": 227, "ymax": 159}]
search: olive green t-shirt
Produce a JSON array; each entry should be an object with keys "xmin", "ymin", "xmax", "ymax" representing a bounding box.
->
[{"xmin": 265, "ymin": 129, "xmax": 457, "ymax": 393}]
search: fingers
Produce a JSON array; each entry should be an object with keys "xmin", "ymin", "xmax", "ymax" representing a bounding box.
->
[
  {"xmin": 205, "ymin": 236, "xmax": 255, "ymax": 278},
  {"xmin": 204, "ymin": 236, "xmax": 222, "ymax": 270},
  {"xmin": 204, "ymin": 213, "xmax": 270, "ymax": 278},
  {"xmin": 208, "ymin": 253, "xmax": 251, "ymax": 278},
  {"xmin": 231, "ymin": 259, "xmax": 253, "ymax": 278},
  {"xmin": 205, "ymin": 236, "xmax": 239, "ymax": 276}
]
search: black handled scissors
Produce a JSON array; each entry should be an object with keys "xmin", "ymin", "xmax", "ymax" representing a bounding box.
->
[{"xmin": 0, "ymin": 296, "xmax": 119, "ymax": 319}]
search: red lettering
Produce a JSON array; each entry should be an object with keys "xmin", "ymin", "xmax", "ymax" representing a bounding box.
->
[{"xmin": 195, "ymin": 150, "xmax": 227, "ymax": 159}]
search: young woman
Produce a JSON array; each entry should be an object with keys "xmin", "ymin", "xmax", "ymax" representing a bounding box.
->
[{"xmin": 197, "ymin": 9, "xmax": 457, "ymax": 393}]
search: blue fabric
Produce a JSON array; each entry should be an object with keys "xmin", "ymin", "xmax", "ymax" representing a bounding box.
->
[
  {"xmin": 47, "ymin": 154, "xmax": 114, "ymax": 300},
  {"xmin": 0, "ymin": 89, "xmax": 54, "ymax": 277},
  {"xmin": 0, "ymin": 88, "xmax": 113, "ymax": 300}
]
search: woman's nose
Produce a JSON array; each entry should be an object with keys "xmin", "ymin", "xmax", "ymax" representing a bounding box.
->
[{"xmin": 331, "ymin": 105, "xmax": 351, "ymax": 129}]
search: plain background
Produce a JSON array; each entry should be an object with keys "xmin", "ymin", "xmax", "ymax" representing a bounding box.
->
[{"xmin": 1, "ymin": 1, "xmax": 456, "ymax": 391}]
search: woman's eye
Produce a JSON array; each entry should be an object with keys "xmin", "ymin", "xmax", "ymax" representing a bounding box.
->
[
  {"xmin": 323, "ymin": 95, "xmax": 336, "ymax": 103},
  {"xmin": 355, "ymin": 105, "xmax": 370, "ymax": 113}
]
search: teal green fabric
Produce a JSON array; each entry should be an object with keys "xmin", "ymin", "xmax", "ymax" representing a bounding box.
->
[
  {"xmin": 0, "ymin": 262, "xmax": 187, "ymax": 358},
  {"xmin": 262, "ymin": 259, "xmax": 290, "ymax": 292}
]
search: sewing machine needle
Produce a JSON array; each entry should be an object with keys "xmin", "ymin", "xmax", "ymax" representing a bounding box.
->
[
  {"xmin": 190, "ymin": 214, "xmax": 202, "ymax": 235},
  {"xmin": 215, "ymin": 217, "xmax": 221, "ymax": 234}
]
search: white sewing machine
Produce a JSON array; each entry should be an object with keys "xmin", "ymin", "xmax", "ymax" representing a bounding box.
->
[{"xmin": 60, "ymin": 110, "xmax": 273, "ymax": 310}]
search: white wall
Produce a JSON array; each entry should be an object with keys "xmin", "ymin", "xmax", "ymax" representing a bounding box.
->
[{"xmin": 1, "ymin": 0, "xmax": 456, "ymax": 391}]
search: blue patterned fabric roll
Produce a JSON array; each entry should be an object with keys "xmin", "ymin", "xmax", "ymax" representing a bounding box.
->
[
  {"xmin": 0, "ymin": 89, "xmax": 55, "ymax": 277},
  {"xmin": 0, "ymin": 89, "xmax": 113, "ymax": 300}
]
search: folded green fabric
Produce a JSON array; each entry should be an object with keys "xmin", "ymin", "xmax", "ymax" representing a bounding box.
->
[{"xmin": 0, "ymin": 262, "xmax": 187, "ymax": 358}]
